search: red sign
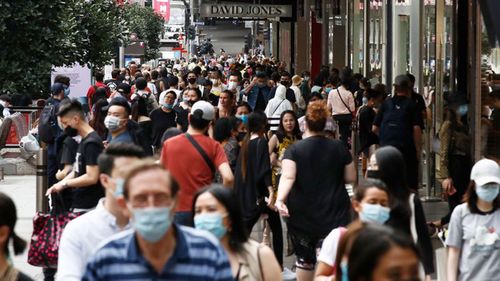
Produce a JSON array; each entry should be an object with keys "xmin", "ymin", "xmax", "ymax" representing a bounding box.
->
[{"xmin": 153, "ymin": 0, "xmax": 170, "ymax": 22}]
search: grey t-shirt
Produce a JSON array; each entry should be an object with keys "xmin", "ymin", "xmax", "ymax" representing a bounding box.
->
[{"xmin": 446, "ymin": 203, "xmax": 500, "ymax": 281}]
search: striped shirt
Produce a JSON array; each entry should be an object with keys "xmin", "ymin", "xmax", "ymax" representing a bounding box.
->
[{"xmin": 82, "ymin": 225, "xmax": 233, "ymax": 281}]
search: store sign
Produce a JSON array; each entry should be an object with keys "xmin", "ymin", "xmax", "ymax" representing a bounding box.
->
[
  {"xmin": 153, "ymin": 0, "xmax": 170, "ymax": 21},
  {"xmin": 200, "ymin": 3, "xmax": 292, "ymax": 18}
]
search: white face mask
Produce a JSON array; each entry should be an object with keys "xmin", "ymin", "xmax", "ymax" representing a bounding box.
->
[{"xmin": 228, "ymin": 81, "xmax": 238, "ymax": 90}]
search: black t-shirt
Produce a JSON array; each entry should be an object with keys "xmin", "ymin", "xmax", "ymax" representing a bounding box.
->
[
  {"xmin": 412, "ymin": 91, "xmax": 426, "ymax": 129},
  {"xmin": 358, "ymin": 106, "xmax": 379, "ymax": 152},
  {"xmin": 283, "ymin": 136, "xmax": 352, "ymax": 237},
  {"xmin": 72, "ymin": 131, "xmax": 104, "ymax": 209},
  {"xmin": 60, "ymin": 136, "xmax": 79, "ymax": 166},
  {"xmin": 104, "ymin": 79, "xmax": 120, "ymax": 91},
  {"xmin": 255, "ymin": 88, "xmax": 267, "ymax": 112},
  {"xmin": 175, "ymin": 106, "xmax": 189, "ymax": 132},
  {"xmin": 491, "ymin": 108, "xmax": 500, "ymax": 130},
  {"xmin": 150, "ymin": 108, "xmax": 178, "ymax": 147}
]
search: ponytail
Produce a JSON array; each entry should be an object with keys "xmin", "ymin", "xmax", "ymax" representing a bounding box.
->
[{"xmin": 12, "ymin": 232, "xmax": 27, "ymax": 255}]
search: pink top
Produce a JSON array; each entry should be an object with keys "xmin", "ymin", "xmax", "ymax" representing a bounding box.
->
[{"xmin": 327, "ymin": 86, "xmax": 355, "ymax": 116}]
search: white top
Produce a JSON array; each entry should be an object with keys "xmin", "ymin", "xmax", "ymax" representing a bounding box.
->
[
  {"xmin": 56, "ymin": 199, "xmax": 131, "ymax": 281},
  {"xmin": 264, "ymin": 85, "xmax": 293, "ymax": 118},
  {"xmin": 290, "ymin": 85, "xmax": 306, "ymax": 110},
  {"xmin": 317, "ymin": 227, "xmax": 344, "ymax": 266},
  {"xmin": 327, "ymin": 85, "xmax": 355, "ymax": 116}
]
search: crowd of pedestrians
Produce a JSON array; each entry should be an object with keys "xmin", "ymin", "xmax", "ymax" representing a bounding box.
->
[{"xmin": 0, "ymin": 54, "xmax": 499, "ymax": 281}]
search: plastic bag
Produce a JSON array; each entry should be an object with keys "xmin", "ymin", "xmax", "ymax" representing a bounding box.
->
[{"xmin": 19, "ymin": 133, "xmax": 40, "ymax": 153}]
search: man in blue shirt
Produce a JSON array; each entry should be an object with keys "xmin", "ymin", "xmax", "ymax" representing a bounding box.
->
[
  {"xmin": 242, "ymin": 71, "xmax": 271, "ymax": 112},
  {"xmin": 82, "ymin": 161, "xmax": 233, "ymax": 281}
]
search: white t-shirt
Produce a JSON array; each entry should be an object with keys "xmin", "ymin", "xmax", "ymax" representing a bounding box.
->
[{"xmin": 317, "ymin": 227, "xmax": 346, "ymax": 266}]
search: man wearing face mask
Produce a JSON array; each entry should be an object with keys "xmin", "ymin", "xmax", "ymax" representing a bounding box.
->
[
  {"xmin": 105, "ymin": 97, "xmax": 153, "ymax": 155},
  {"xmin": 243, "ymin": 72, "xmax": 271, "ymax": 112},
  {"xmin": 150, "ymin": 91, "xmax": 179, "ymax": 149},
  {"xmin": 82, "ymin": 161, "xmax": 234, "ymax": 281},
  {"xmin": 46, "ymin": 99, "xmax": 104, "ymax": 211},
  {"xmin": 57, "ymin": 143, "xmax": 144, "ymax": 281},
  {"xmin": 176, "ymin": 88, "xmax": 202, "ymax": 132},
  {"xmin": 186, "ymin": 70, "xmax": 203, "ymax": 92}
]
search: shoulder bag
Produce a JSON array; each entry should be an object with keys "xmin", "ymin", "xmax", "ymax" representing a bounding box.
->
[{"xmin": 185, "ymin": 133, "xmax": 216, "ymax": 175}]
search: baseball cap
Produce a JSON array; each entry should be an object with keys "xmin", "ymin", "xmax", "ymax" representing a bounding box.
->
[
  {"xmin": 470, "ymin": 159, "xmax": 500, "ymax": 186},
  {"xmin": 191, "ymin": 101, "xmax": 215, "ymax": 121},
  {"xmin": 116, "ymin": 83, "xmax": 131, "ymax": 95},
  {"xmin": 393, "ymin": 74, "xmax": 411, "ymax": 88},
  {"xmin": 51, "ymin": 83, "xmax": 65, "ymax": 95}
]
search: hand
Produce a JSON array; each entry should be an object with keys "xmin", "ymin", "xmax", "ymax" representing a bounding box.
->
[
  {"xmin": 441, "ymin": 178, "xmax": 453, "ymax": 199},
  {"xmin": 46, "ymin": 182, "xmax": 65, "ymax": 196},
  {"xmin": 275, "ymin": 200, "xmax": 289, "ymax": 217},
  {"xmin": 267, "ymin": 192, "xmax": 276, "ymax": 210}
]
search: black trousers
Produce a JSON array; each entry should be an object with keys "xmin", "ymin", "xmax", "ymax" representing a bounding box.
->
[
  {"xmin": 441, "ymin": 154, "xmax": 471, "ymax": 225},
  {"xmin": 244, "ymin": 207, "xmax": 284, "ymax": 267},
  {"xmin": 333, "ymin": 114, "xmax": 353, "ymax": 149}
]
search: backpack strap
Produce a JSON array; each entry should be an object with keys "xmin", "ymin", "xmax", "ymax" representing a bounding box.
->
[{"xmin": 185, "ymin": 133, "xmax": 216, "ymax": 175}]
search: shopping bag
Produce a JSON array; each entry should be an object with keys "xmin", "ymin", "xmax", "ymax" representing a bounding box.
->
[{"xmin": 27, "ymin": 194, "xmax": 83, "ymax": 268}]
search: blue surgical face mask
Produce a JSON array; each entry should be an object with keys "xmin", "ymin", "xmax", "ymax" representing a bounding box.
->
[
  {"xmin": 131, "ymin": 207, "xmax": 173, "ymax": 243},
  {"xmin": 457, "ymin": 104, "xmax": 468, "ymax": 116},
  {"xmin": 113, "ymin": 178, "xmax": 124, "ymax": 197},
  {"xmin": 163, "ymin": 103, "xmax": 174, "ymax": 110},
  {"xmin": 237, "ymin": 114, "xmax": 248, "ymax": 125},
  {"xmin": 362, "ymin": 96, "xmax": 368, "ymax": 105},
  {"xmin": 476, "ymin": 183, "xmax": 500, "ymax": 203},
  {"xmin": 64, "ymin": 87, "xmax": 70, "ymax": 97},
  {"xmin": 340, "ymin": 262, "xmax": 349, "ymax": 281},
  {"xmin": 325, "ymin": 87, "xmax": 332, "ymax": 93},
  {"xmin": 194, "ymin": 213, "xmax": 228, "ymax": 239},
  {"xmin": 359, "ymin": 203, "xmax": 390, "ymax": 224}
]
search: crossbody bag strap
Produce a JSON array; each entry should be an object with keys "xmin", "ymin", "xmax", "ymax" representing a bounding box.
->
[
  {"xmin": 337, "ymin": 88, "xmax": 353, "ymax": 115},
  {"xmin": 271, "ymin": 99, "xmax": 285, "ymax": 116},
  {"xmin": 185, "ymin": 133, "xmax": 216, "ymax": 175}
]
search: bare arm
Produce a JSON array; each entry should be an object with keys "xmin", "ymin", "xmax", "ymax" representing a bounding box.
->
[
  {"xmin": 314, "ymin": 262, "xmax": 334, "ymax": 281},
  {"xmin": 218, "ymin": 162, "xmax": 234, "ymax": 188},
  {"xmin": 372, "ymin": 125, "xmax": 379, "ymax": 135},
  {"xmin": 260, "ymin": 245, "xmax": 282, "ymax": 281},
  {"xmin": 275, "ymin": 159, "xmax": 296, "ymax": 216},
  {"xmin": 67, "ymin": 165, "xmax": 99, "ymax": 188},
  {"xmin": 413, "ymin": 125, "xmax": 422, "ymax": 158},
  {"xmin": 56, "ymin": 164, "xmax": 73, "ymax": 181},
  {"xmin": 447, "ymin": 246, "xmax": 460, "ymax": 281},
  {"xmin": 268, "ymin": 135, "xmax": 278, "ymax": 167},
  {"xmin": 344, "ymin": 161, "xmax": 356, "ymax": 184}
]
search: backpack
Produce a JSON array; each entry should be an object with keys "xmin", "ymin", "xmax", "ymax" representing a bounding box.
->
[
  {"xmin": 379, "ymin": 97, "xmax": 414, "ymax": 148},
  {"xmin": 38, "ymin": 102, "xmax": 58, "ymax": 144}
]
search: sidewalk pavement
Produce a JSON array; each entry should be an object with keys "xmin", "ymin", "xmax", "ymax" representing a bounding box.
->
[{"xmin": 2, "ymin": 175, "xmax": 449, "ymax": 281}]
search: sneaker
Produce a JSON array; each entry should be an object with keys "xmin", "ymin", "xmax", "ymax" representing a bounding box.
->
[{"xmin": 282, "ymin": 267, "xmax": 296, "ymax": 281}]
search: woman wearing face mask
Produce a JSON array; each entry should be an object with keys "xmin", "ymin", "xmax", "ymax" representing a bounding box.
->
[
  {"xmin": 347, "ymin": 224, "xmax": 421, "ymax": 281},
  {"xmin": 150, "ymin": 91, "xmax": 179, "ymax": 151},
  {"xmin": 446, "ymin": 159, "xmax": 500, "ymax": 281},
  {"xmin": 314, "ymin": 179, "xmax": 391, "ymax": 281},
  {"xmin": 0, "ymin": 193, "xmax": 33, "ymax": 281},
  {"xmin": 366, "ymin": 146, "xmax": 434, "ymax": 280},
  {"xmin": 193, "ymin": 185, "xmax": 281, "ymax": 280},
  {"xmin": 235, "ymin": 102, "xmax": 252, "ymax": 143},
  {"xmin": 234, "ymin": 112, "xmax": 284, "ymax": 270}
]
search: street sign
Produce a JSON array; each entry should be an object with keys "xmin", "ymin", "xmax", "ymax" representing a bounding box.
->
[{"xmin": 194, "ymin": 21, "xmax": 205, "ymax": 26}]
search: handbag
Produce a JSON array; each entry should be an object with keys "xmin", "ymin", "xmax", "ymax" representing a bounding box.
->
[
  {"xmin": 336, "ymin": 88, "xmax": 356, "ymax": 130},
  {"xmin": 27, "ymin": 194, "xmax": 83, "ymax": 268}
]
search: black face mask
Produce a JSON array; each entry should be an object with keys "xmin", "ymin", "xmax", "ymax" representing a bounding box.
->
[
  {"xmin": 237, "ymin": 132, "xmax": 247, "ymax": 142},
  {"xmin": 280, "ymin": 80, "xmax": 289, "ymax": 87},
  {"xmin": 188, "ymin": 78, "xmax": 197, "ymax": 84},
  {"xmin": 187, "ymin": 100, "xmax": 196, "ymax": 107},
  {"xmin": 366, "ymin": 170, "xmax": 381, "ymax": 179},
  {"xmin": 64, "ymin": 126, "xmax": 78, "ymax": 137}
]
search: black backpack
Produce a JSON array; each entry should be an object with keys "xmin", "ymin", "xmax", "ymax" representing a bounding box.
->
[
  {"xmin": 379, "ymin": 97, "xmax": 414, "ymax": 148},
  {"xmin": 38, "ymin": 102, "xmax": 58, "ymax": 144}
]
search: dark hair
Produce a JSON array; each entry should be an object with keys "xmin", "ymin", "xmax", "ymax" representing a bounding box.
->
[
  {"xmin": 236, "ymin": 102, "xmax": 252, "ymax": 113},
  {"xmin": 54, "ymin": 75, "xmax": 71, "ymax": 86},
  {"xmin": 0, "ymin": 193, "xmax": 27, "ymax": 256},
  {"xmin": 169, "ymin": 76, "xmax": 179, "ymax": 86},
  {"xmin": 360, "ymin": 77, "xmax": 371, "ymax": 88},
  {"xmin": 220, "ymin": 90, "xmax": 235, "ymax": 101},
  {"xmin": 308, "ymin": 91, "xmax": 324, "ymax": 103},
  {"xmin": 190, "ymin": 108, "xmax": 211, "ymax": 130},
  {"xmin": 334, "ymin": 221, "xmax": 364, "ymax": 279},
  {"xmin": 280, "ymin": 71, "xmax": 291, "ymax": 78},
  {"xmin": 57, "ymin": 99, "xmax": 85, "ymax": 120},
  {"xmin": 92, "ymin": 87, "xmax": 108, "ymax": 108},
  {"xmin": 464, "ymin": 181, "xmax": 500, "ymax": 214},
  {"xmin": 123, "ymin": 161, "xmax": 179, "ymax": 199},
  {"xmin": 192, "ymin": 185, "xmax": 248, "ymax": 251},
  {"xmin": 131, "ymin": 97, "xmax": 148, "ymax": 122},
  {"xmin": 94, "ymin": 71, "xmax": 104, "ymax": 82},
  {"xmin": 229, "ymin": 72, "xmax": 242, "ymax": 81},
  {"xmin": 256, "ymin": 71, "xmax": 267, "ymax": 79},
  {"xmin": 111, "ymin": 69, "xmax": 120, "ymax": 79},
  {"xmin": 135, "ymin": 77, "xmax": 147, "ymax": 91},
  {"xmin": 213, "ymin": 117, "xmax": 233, "ymax": 143},
  {"xmin": 134, "ymin": 72, "xmax": 143, "ymax": 79},
  {"xmin": 108, "ymin": 97, "xmax": 131, "ymax": 116},
  {"xmin": 407, "ymin": 73, "xmax": 416, "ymax": 84},
  {"xmin": 98, "ymin": 143, "xmax": 145, "ymax": 175},
  {"xmin": 305, "ymin": 101, "xmax": 329, "ymax": 132},
  {"xmin": 151, "ymin": 70, "xmax": 159, "ymax": 80},
  {"xmin": 161, "ymin": 127, "xmax": 182, "ymax": 144},
  {"xmin": 365, "ymin": 88, "xmax": 382, "ymax": 101},
  {"xmin": 372, "ymin": 146, "xmax": 412, "ymax": 232},
  {"xmin": 347, "ymin": 224, "xmax": 421, "ymax": 281},
  {"xmin": 89, "ymin": 99, "xmax": 109, "ymax": 140},
  {"xmin": 276, "ymin": 110, "xmax": 301, "ymax": 140},
  {"xmin": 354, "ymin": 178, "xmax": 390, "ymax": 202},
  {"xmin": 239, "ymin": 112, "xmax": 267, "ymax": 180},
  {"xmin": 187, "ymin": 87, "xmax": 202, "ymax": 100},
  {"xmin": 163, "ymin": 90, "xmax": 177, "ymax": 101}
]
